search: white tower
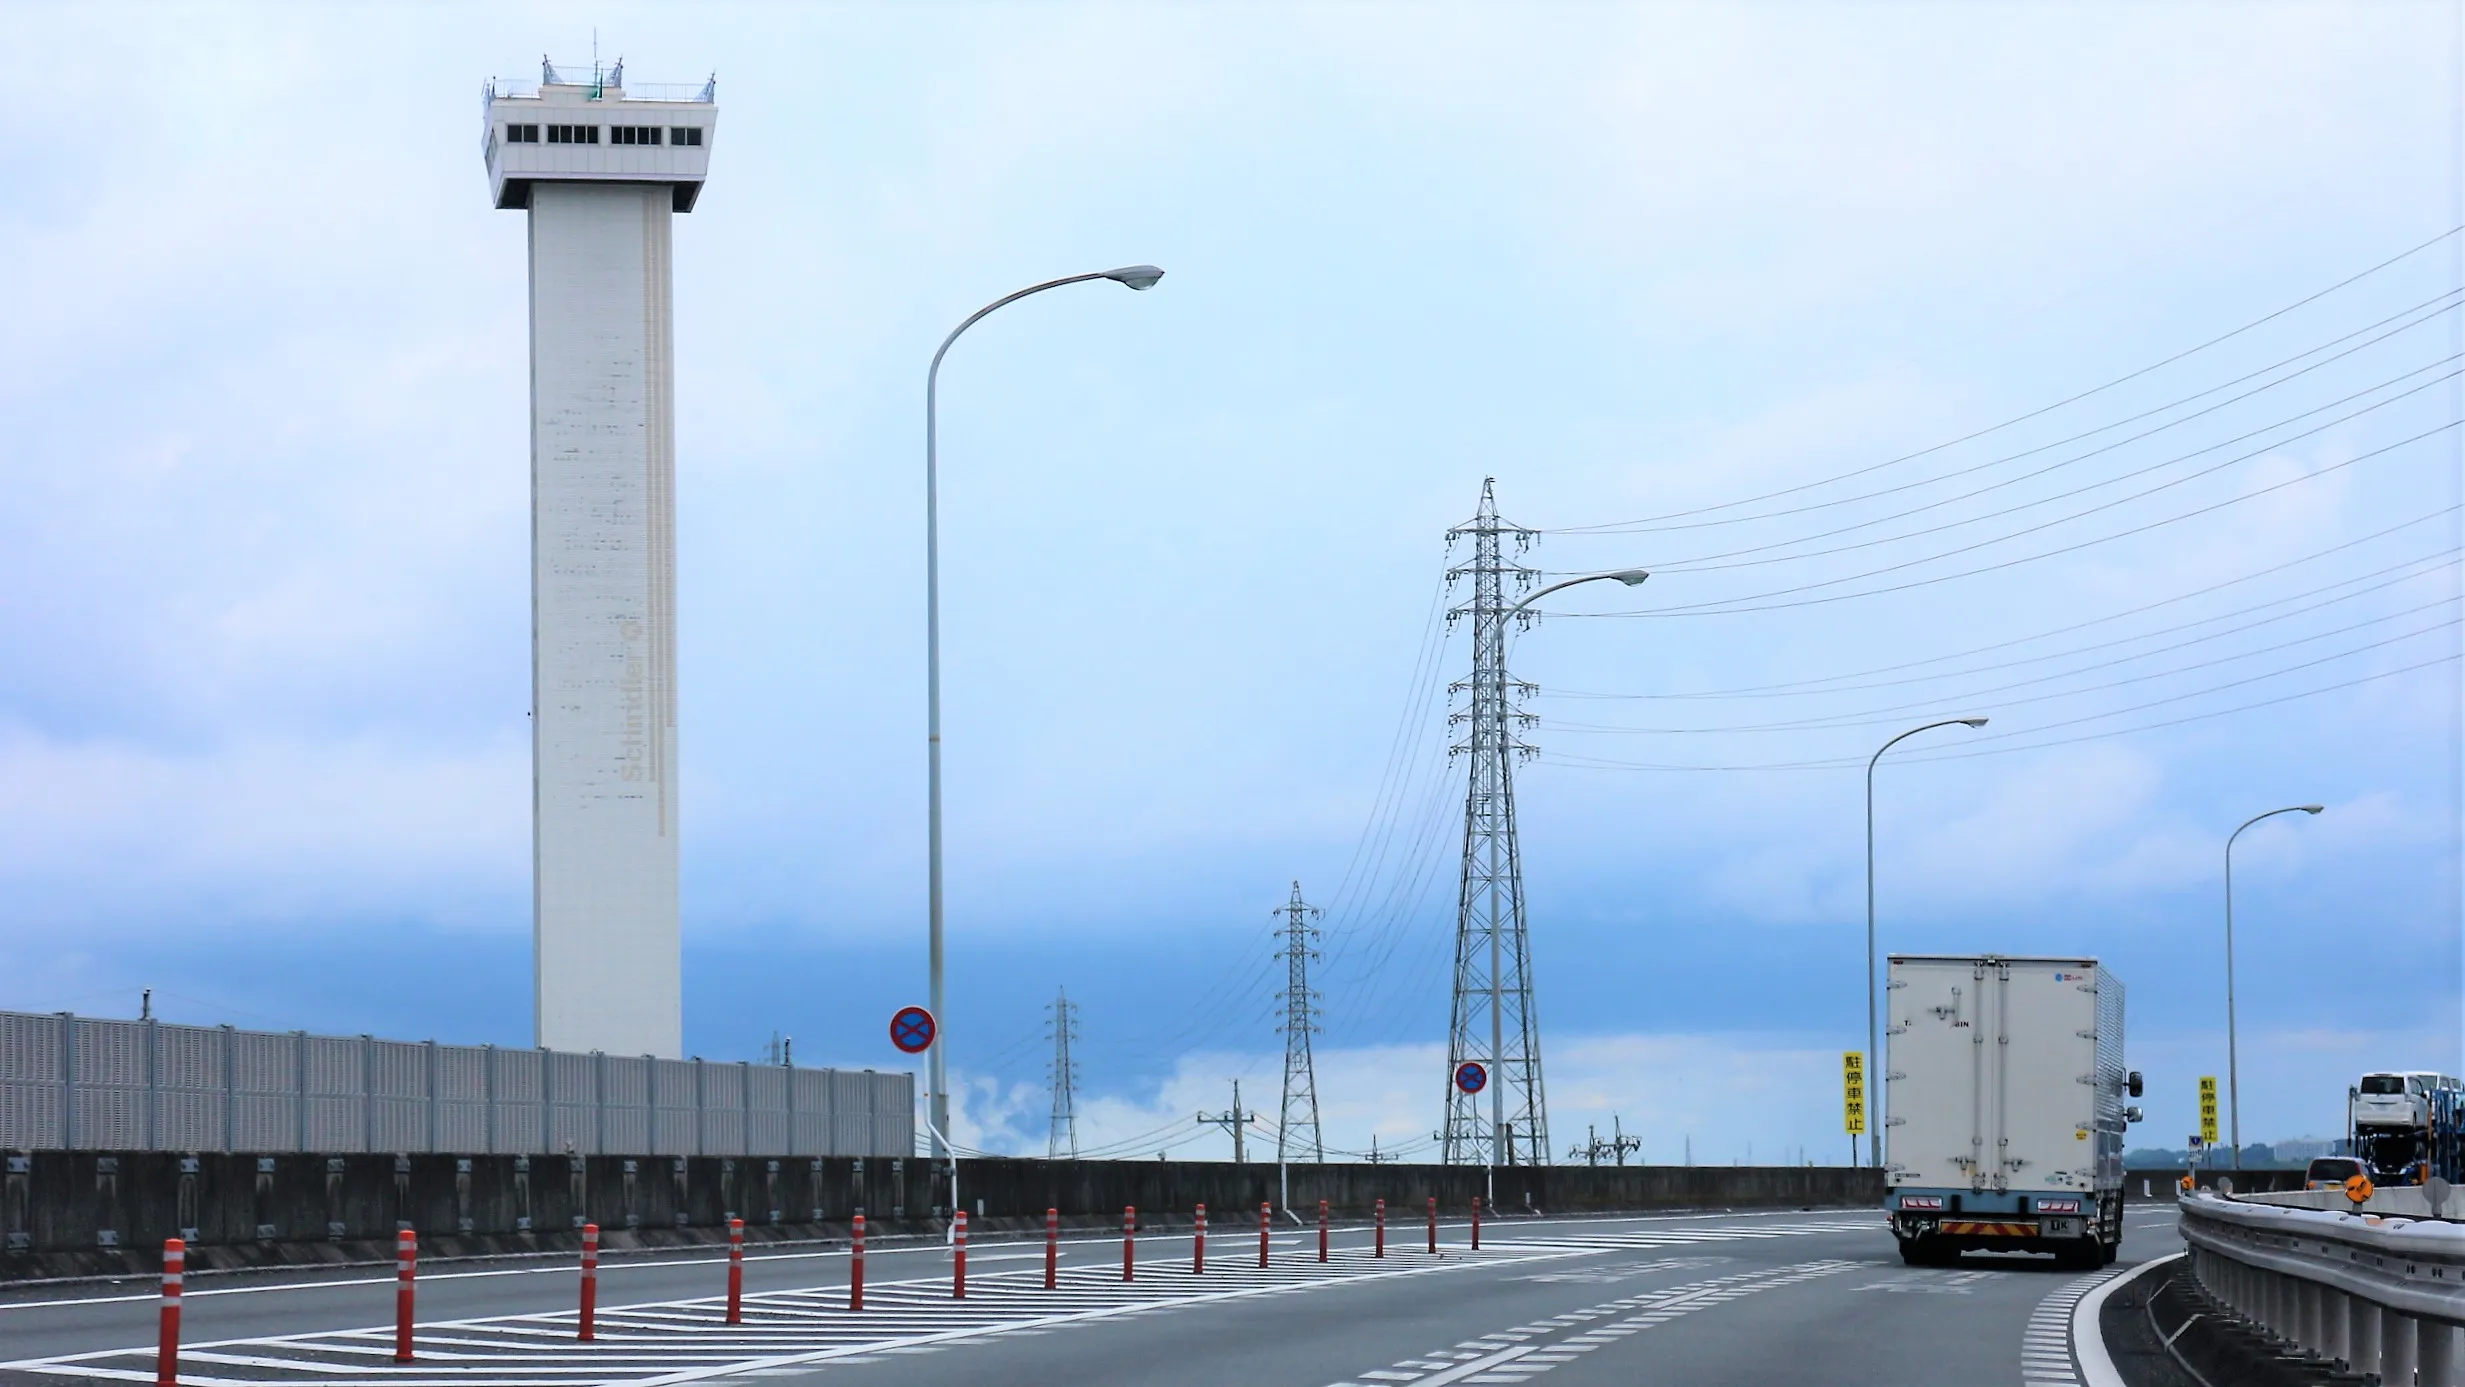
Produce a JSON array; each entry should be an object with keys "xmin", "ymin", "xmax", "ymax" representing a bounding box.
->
[{"xmin": 483, "ymin": 60, "xmax": 716, "ymax": 1058}]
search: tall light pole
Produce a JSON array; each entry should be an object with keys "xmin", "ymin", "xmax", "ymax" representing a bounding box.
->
[
  {"xmin": 1487, "ymin": 568, "xmax": 1648, "ymax": 1175},
  {"xmin": 922, "ymin": 265, "xmax": 1164, "ymax": 1161},
  {"xmin": 1865, "ymin": 716, "xmax": 1987, "ymax": 1169},
  {"xmin": 2224, "ymin": 804, "xmax": 2323, "ymax": 1170}
]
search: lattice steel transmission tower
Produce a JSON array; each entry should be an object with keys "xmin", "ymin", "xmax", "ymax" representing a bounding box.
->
[
  {"xmin": 1439, "ymin": 478, "xmax": 1550, "ymax": 1168},
  {"xmin": 1045, "ymin": 987, "xmax": 1080, "ymax": 1159},
  {"xmin": 1274, "ymin": 881, "xmax": 1325, "ymax": 1162}
]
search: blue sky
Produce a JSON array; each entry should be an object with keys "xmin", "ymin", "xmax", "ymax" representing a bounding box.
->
[{"xmin": 2, "ymin": 2, "xmax": 2458, "ymax": 1165}]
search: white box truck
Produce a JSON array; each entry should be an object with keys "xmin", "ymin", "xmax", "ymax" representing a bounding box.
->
[{"xmin": 1883, "ymin": 954, "xmax": 2143, "ymax": 1269}]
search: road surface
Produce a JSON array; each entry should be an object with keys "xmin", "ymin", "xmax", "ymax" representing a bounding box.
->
[{"xmin": 0, "ymin": 1204, "xmax": 2187, "ymax": 1386}]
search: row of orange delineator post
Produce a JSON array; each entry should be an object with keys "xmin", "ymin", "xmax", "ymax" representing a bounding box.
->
[{"xmin": 151, "ymin": 1196, "xmax": 1488, "ymax": 1384}]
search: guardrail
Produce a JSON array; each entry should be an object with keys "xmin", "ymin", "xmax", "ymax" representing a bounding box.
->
[{"xmin": 2179, "ymin": 1188, "xmax": 2464, "ymax": 1385}]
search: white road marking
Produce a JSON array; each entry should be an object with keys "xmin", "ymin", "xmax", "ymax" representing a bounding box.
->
[{"xmin": 1322, "ymin": 1261, "xmax": 1859, "ymax": 1387}]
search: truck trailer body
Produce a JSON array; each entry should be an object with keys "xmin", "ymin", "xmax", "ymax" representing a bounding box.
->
[{"xmin": 1882, "ymin": 954, "xmax": 2139, "ymax": 1269}]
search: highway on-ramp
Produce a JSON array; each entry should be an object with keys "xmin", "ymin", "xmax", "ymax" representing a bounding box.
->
[{"xmin": 0, "ymin": 1205, "xmax": 2188, "ymax": 1387}]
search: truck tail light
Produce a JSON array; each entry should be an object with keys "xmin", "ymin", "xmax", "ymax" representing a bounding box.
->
[
  {"xmin": 2034, "ymin": 1198, "xmax": 2081, "ymax": 1214},
  {"xmin": 1899, "ymin": 1196, "xmax": 1943, "ymax": 1211}
]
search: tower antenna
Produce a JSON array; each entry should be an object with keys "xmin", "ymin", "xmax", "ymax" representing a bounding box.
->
[
  {"xmin": 1440, "ymin": 478, "xmax": 1550, "ymax": 1171},
  {"xmin": 1045, "ymin": 987, "xmax": 1080, "ymax": 1159},
  {"xmin": 1274, "ymin": 881, "xmax": 1325, "ymax": 1162}
]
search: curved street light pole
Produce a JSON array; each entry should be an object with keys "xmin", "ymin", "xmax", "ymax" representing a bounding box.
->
[
  {"xmin": 2223, "ymin": 804, "xmax": 2324, "ymax": 1170},
  {"xmin": 923, "ymin": 265, "xmax": 1164, "ymax": 1161},
  {"xmin": 1476, "ymin": 568, "xmax": 1647, "ymax": 1180},
  {"xmin": 1865, "ymin": 717, "xmax": 1987, "ymax": 1169}
]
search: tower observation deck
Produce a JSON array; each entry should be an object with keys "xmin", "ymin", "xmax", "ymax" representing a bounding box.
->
[{"xmin": 484, "ymin": 60, "xmax": 716, "ymax": 1058}]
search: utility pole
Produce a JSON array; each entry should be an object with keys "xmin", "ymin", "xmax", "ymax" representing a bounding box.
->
[
  {"xmin": 1197, "ymin": 1080, "xmax": 1256, "ymax": 1163},
  {"xmin": 1363, "ymin": 1135, "xmax": 1395, "ymax": 1165},
  {"xmin": 1046, "ymin": 987, "xmax": 1080, "ymax": 1159},
  {"xmin": 1274, "ymin": 881, "xmax": 1325, "ymax": 1163},
  {"xmin": 1441, "ymin": 479, "xmax": 1549, "ymax": 1169},
  {"xmin": 1609, "ymin": 1114, "xmax": 1640, "ymax": 1166}
]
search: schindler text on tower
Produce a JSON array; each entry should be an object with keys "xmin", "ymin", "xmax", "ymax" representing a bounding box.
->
[{"xmin": 483, "ymin": 58, "xmax": 717, "ymax": 1058}]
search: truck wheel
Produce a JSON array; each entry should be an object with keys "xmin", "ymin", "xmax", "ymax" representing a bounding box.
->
[{"xmin": 2099, "ymin": 1238, "xmax": 2118, "ymax": 1266}]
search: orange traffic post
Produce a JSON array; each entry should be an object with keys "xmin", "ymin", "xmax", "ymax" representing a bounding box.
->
[
  {"xmin": 726, "ymin": 1217, "xmax": 745, "ymax": 1323},
  {"xmin": 1044, "ymin": 1207, "xmax": 1059, "ymax": 1289},
  {"xmin": 953, "ymin": 1210, "xmax": 968, "ymax": 1299},
  {"xmin": 849, "ymin": 1214, "xmax": 866, "ymax": 1311},
  {"xmin": 578, "ymin": 1223, "xmax": 598, "ymax": 1340},
  {"xmin": 1375, "ymin": 1198, "xmax": 1386, "ymax": 1258},
  {"xmin": 156, "ymin": 1238, "xmax": 183, "ymax": 1387},
  {"xmin": 392, "ymin": 1229, "xmax": 417, "ymax": 1363},
  {"xmin": 1123, "ymin": 1206, "xmax": 1136, "ymax": 1282},
  {"xmin": 1317, "ymin": 1199, "xmax": 1329, "ymax": 1262},
  {"xmin": 1426, "ymin": 1196, "xmax": 1437, "ymax": 1254},
  {"xmin": 1193, "ymin": 1203, "xmax": 1206, "ymax": 1275},
  {"xmin": 1258, "ymin": 1201, "xmax": 1270, "ymax": 1267},
  {"xmin": 1471, "ymin": 1195, "xmax": 1482, "ymax": 1251}
]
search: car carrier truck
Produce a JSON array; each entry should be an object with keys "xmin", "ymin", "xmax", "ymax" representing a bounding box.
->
[{"xmin": 1882, "ymin": 954, "xmax": 2143, "ymax": 1269}]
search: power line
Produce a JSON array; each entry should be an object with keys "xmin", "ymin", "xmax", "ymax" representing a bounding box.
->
[
  {"xmin": 1550, "ymin": 226, "xmax": 2465, "ymax": 533},
  {"xmin": 1542, "ymin": 600, "xmax": 2461, "ymax": 737},
  {"xmin": 1543, "ymin": 544, "xmax": 2459, "ymax": 702},
  {"xmin": 1568, "ymin": 422, "xmax": 2460, "ymax": 618},
  {"xmin": 1566, "ymin": 292, "xmax": 2461, "ymax": 540},
  {"xmin": 1643, "ymin": 358, "xmax": 2456, "ymax": 573},
  {"xmin": 1540, "ymin": 649, "xmax": 2459, "ymax": 773}
]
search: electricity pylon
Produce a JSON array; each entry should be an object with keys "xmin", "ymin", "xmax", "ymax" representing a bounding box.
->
[
  {"xmin": 1045, "ymin": 987, "xmax": 1080, "ymax": 1159},
  {"xmin": 1440, "ymin": 478, "xmax": 1549, "ymax": 1168},
  {"xmin": 1274, "ymin": 881, "xmax": 1325, "ymax": 1162}
]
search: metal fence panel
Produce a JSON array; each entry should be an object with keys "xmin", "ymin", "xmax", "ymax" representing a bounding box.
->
[
  {"xmin": 372, "ymin": 1042, "xmax": 426, "ymax": 1100},
  {"xmin": 0, "ymin": 1080, "xmax": 63, "ymax": 1149},
  {"xmin": 437, "ymin": 1046, "xmax": 488, "ymax": 1103},
  {"xmin": 73, "ymin": 1019, "xmax": 146, "ymax": 1089},
  {"xmin": 0, "ymin": 1010, "xmax": 912, "ymax": 1158},
  {"xmin": 232, "ymin": 1094, "xmax": 295, "ymax": 1151},
  {"xmin": 0, "ymin": 1013, "xmax": 61, "ymax": 1083}
]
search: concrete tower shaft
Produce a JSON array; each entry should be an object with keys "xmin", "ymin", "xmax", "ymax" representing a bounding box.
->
[{"xmin": 485, "ymin": 64, "xmax": 715, "ymax": 1058}]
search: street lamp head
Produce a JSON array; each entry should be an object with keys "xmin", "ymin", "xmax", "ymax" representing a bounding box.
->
[
  {"xmin": 1104, "ymin": 264, "xmax": 1166, "ymax": 290},
  {"xmin": 2299, "ymin": 804, "xmax": 2324, "ymax": 814},
  {"xmin": 1960, "ymin": 717, "xmax": 1989, "ymax": 728},
  {"xmin": 1607, "ymin": 569, "xmax": 1651, "ymax": 586}
]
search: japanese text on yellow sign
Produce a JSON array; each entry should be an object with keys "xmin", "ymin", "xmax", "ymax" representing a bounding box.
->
[
  {"xmin": 1843, "ymin": 1052, "xmax": 1867, "ymax": 1136},
  {"xmin": 2198, "ymin": 1075, "xmax": 2220, "ymax": 1145}
]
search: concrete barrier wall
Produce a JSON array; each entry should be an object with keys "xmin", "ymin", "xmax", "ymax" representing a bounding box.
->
[{"xmin": 1, "ymin": 1150, "xmax": 1882, "ymax": 1277}]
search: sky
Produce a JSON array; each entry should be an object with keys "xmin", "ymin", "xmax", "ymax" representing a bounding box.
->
[{"xmin": 2, "ymin": 1, "xmax": 2460, "ymax": 1168}]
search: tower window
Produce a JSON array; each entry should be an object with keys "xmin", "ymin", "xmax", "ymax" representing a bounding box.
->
[
  {"xmin": 671, "ymin": 127, "xmax": 704, "ymax": 147},
  {"xmin": 546, "ymin": 124, "xmax": 600, "ymax": 145},
  {"xmin": 611, "ymin": 125, "xmax": 664, "ymax": 145},
  {"xmin": 505, "ymin": 123, "xmax": 540, "ymax": 144}
]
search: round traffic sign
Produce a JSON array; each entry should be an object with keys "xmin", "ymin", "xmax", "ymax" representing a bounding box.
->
[
  {"xmin": 1454, "ymin": 1061, "xmax": 1488, "ymax": 1095},
  {"xmin": 890, "ymin": 1006, "xmax": 937, "ymax": 1055},
  {"xmin": 2344, "ymin": 1172, "xmax": 2375, "ymax": 1205}
]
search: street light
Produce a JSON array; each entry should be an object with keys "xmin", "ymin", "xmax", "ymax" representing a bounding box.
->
[
  {"xmin": 922, "ymin": 265, "xmax": 1164, "ymax": 1162},
  {"xmin": 1481, "ymin": 567, "xmax": 1646, "ymax": 1179},
  {"xmin": 2224, "ymin": 804, "xmax": 2324, "ymax": 1170},
  {"xmin": 1864, "ymin": 717, "xmax": 1988, "ymax": 1169}
]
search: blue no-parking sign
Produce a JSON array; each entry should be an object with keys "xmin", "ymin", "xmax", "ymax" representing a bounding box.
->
[
  {"xmin": 1454, "ymin": 1061, "xmax": 1488, "ymax": 1095},
  {"xmin": 890, "ymin": 1006, "xmax": 937, "ymax": 1055}
]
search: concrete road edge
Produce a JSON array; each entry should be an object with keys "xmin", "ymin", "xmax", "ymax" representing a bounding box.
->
[{"xmin": 2075, "ymin": 1253, "xmax": 2185, "ymax": 1387}]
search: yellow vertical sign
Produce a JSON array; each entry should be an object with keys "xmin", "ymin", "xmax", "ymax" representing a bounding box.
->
[
  {"xmin": 2198, "ymin": 1075, "xmax": 2220, "ymax": 1146},
  {"xmin": 1843, "ymin": 1052, "xmax": 1867, "ymax": 1136}
]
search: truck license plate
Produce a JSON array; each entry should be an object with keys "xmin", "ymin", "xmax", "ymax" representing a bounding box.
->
[{"xmin": 2040, "ymin": 1217, "xmax": 2083, "ymax": 1238}]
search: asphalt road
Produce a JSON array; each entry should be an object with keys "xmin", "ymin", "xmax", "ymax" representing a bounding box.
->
[{"xmin": 0, "ymin": 1204, "xmax": 2187, "ymax": 1386}]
